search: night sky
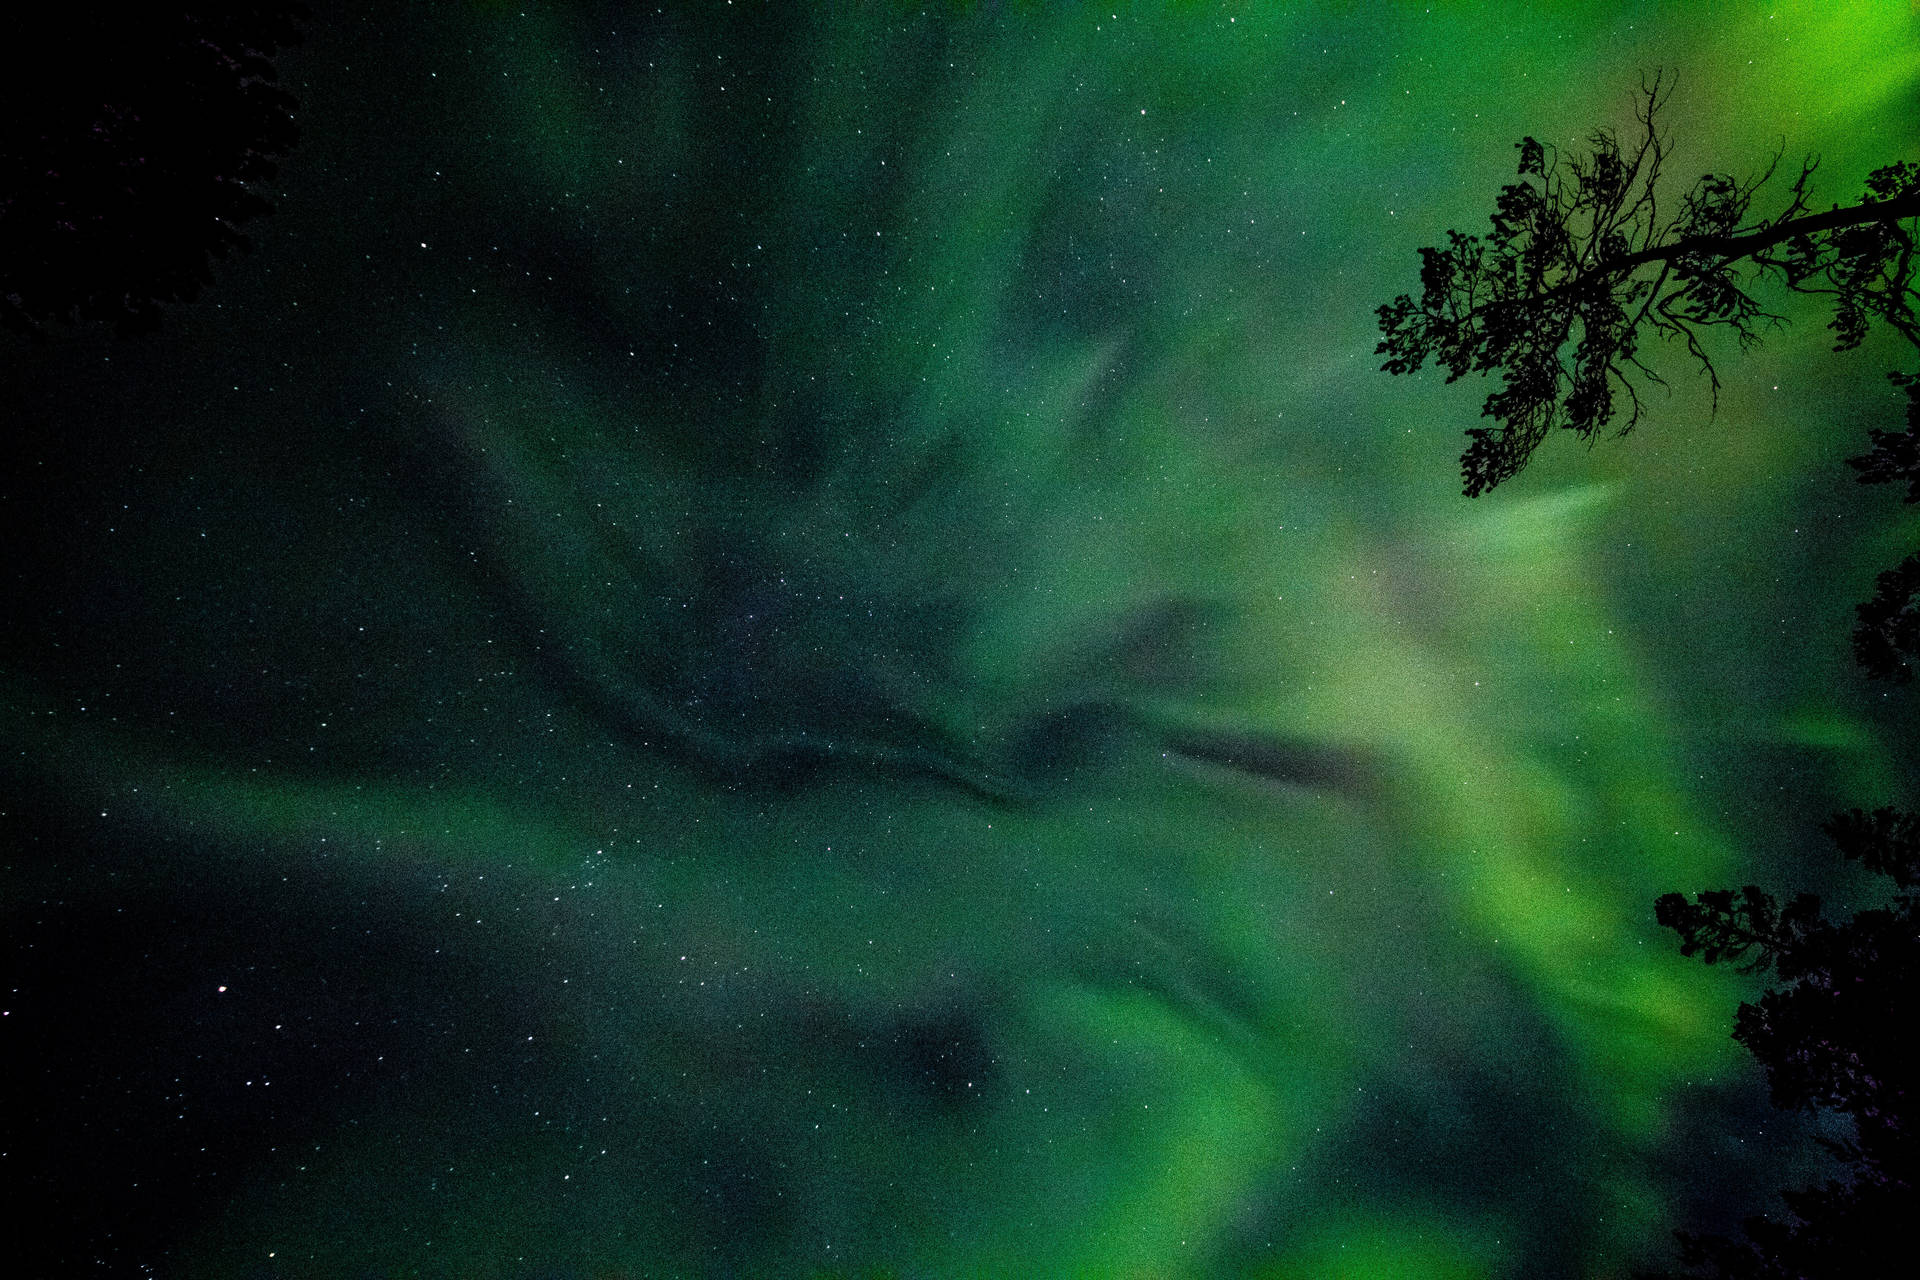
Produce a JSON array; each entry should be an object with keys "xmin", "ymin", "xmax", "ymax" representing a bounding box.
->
[{"xmin": 6, "ymin": 4, "xmax": 1918, "ymax": 1276}]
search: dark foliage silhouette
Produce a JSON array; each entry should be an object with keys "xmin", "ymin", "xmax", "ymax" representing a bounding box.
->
[
  {"xmin": 0, "ymin": 6, "xmax": 305, "ymax": 338},
  {"xmin": 1380, "ymin": 74, "xmax": 1920, "ymax": 1276},
  {"xmin": 1377, "ymin": 74, "xmax": 1920, "ymax": 681},
  {"xmin": 1848, "ymin": 372, "xmax": 1920, "ymax": 682},
  {"xmin": 1638, "ymin": 809, "xmax": 1918, "ymax": 1279},
  {"xmin": 1376, "ymin": 73, "xmax": 1918, "ymax": 498}
]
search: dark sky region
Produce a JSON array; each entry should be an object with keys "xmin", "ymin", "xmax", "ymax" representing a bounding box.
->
[{"xmin": 4, "ymin": 3, "xmax": 1917, "ymax": 1276}]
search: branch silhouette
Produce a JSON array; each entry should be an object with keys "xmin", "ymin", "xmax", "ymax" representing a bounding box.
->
[
  {"xmin": 1641, "ymin": 809, "xmax": 1919, "ymax": 1280},
  {"xmin": 1376, "ymin": 72, "xmax": 1917, "ymax": 497},
  {"xmin": 1379, "ymin": 72, "xmax": 1920, "ymax": 682},
  {"xmin": 1383, "ymin": 73, "xmax": 1920, "ymax": 1278}
]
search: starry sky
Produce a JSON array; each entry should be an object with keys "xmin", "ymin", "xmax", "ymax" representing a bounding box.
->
[{"xmin": 5, "ymin": 3, "xmax": 1918, "ymax": 1276}]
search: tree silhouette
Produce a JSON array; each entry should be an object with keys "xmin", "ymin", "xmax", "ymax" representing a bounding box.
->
[
  {"xmin": 1377, "ymin": 73, "xmax": 1920, "ymax": 680},
  {"xmin": 1846, "ymin": 371, "xmax": 1920, "ymax": 682},
  {"xmin": 1376, "ymin": 73, "xmax": 1918, "ymax": 496},
  {"xmin": 0, "ymin": 6, "xmax": 305, "ymax": 338},
  {"xmin": 1637, "ymin": 808, "xmax": 1918, "ymax": 1280},
  {"xmin": 1379, "ymin": 76, "xmax": 1920, "ymax": 1276}
]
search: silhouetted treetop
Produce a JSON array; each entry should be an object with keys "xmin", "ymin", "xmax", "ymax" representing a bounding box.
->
[
  {"xmin": 1852, "ymin": 553, "xmax": 1920, "ymax": 684},
  {"xmin": 0, "ymin": 5, "xmax": 306, "ymax": 338},
  {"xmin": 1376, "ymin": 73, "xmax": 1919, "ymax": 498},
  {"xmin": 1846, "ymin": 373, "xmax": 1920, "ymax": 682},
  {"xmin": 1849, "ymin": 371, "xmax": 1920, "ymax": 504},
  {"xmin": 1644, "ymin": 809, "xmax": 1919, "ymax": 1278}
]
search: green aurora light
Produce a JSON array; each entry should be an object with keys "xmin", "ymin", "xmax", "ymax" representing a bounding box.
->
[{"xmin": 6, "ymin": 3, "xmax": 1918, "ymax": 1276}]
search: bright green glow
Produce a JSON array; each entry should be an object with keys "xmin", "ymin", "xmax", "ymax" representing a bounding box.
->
[{"xmin": 7, "ymin": 2, "xmax": 1916, "ymax": 1276}]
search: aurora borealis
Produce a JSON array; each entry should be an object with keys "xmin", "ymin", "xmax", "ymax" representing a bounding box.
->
[{"xmin": 6, "ymin": 3, "xmax": 1918, "ymax": 1275}]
